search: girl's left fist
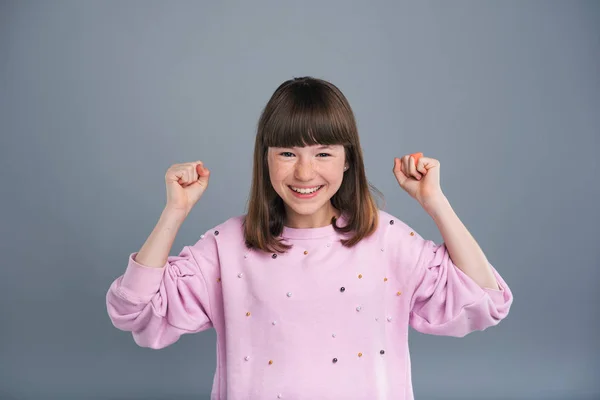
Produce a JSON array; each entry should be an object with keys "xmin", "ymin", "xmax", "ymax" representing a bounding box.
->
[{"xmin": 392, "ymin": 153, "xmax": 443, "ymax": 205}]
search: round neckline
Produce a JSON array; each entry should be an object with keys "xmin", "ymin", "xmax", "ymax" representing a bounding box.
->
[{"xmin": 281, "ymin": 212, "xmax": 349, "ymax": 239}]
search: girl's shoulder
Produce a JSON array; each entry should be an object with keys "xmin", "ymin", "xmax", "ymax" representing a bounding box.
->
[
  {"xmin": 373, "ymin": 209, "xmax": 430, "ymax": 255},
  {"xmin": 375, "ymin": 209, "xmax": 417, "ymax": 237},
  {"xmin": 190, "ymin": 214, "xmax": 247, "ymax": 248}
]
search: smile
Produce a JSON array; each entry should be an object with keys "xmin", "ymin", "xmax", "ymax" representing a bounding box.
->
[{"xmin": 288, "ymin": 185, "xmax": 324, "ymax": 198}]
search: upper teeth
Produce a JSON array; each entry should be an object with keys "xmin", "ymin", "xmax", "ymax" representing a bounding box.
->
[{"xmin": 291, "ymin": 186, "xmax": 322, "ymax": 194}]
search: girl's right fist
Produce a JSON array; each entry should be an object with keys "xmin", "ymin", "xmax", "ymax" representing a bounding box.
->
[{"xmin": 165, "ymin": 161, "xmax": 210, "ymax": 214}]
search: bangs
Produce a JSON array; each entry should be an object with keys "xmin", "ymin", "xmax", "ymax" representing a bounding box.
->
[{"xmin": 260, "ymin": 82, "xmax": 353, "ymax": 149}]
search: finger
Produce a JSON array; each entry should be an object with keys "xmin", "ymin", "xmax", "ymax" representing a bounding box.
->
[
  {"xmin": 174, "ymin": 167, "xmax": 186, "ymax": 182},
  {"xmin": 189, "ymin": 165, "xmax": 199, "ymax": 183},
  {"xmin": 394, "ymin": 158, "xmax": 402, "ymax": 174},
  {"xmin": 409, "ymin": 156, "xmax": 422, "ymax": 180},
  {"xmin": 180, "ymin": 170, "xmax": 191, "ymax": 185},
  {"xmin": 410, "ymin": 152, "xmax": 423, "ymax": 168},
  {"xmin": 184, "ymin": 169, "xmax": 194, "ymax": 185},
  {"xmin": 418, "ymin": 161, "xmax": 427, "ymax": 175},
  {"xmin": 410, "ymin": 152, "xmax": 424, "ymax": 176},
  {"xmin": 415, "ymin": 157, "xmax": 425, "ymax": 174},
  {"xmin": 394, "ymin": 158, "xmax": 408, "ymax": 182},
  {"xmin": 402, "ymin": 156, "xmax": 416, "ymax": 180}
]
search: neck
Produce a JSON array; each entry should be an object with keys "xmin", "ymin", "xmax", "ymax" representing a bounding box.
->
[{"xmin": 284, "ymin": 204, "xmax": 341, "ymax": 229}]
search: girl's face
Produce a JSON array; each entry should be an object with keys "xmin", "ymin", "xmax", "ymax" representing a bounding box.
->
[{"xmin": 267, "ymin": 144, "xmax": 347, "ymax": 228}]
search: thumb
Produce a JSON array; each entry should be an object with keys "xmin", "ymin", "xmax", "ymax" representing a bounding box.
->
[
  {"xmin": 185, "ymin": 166, "xmax": 210, "ymax": 203},
  {"xmin": 195, "ymin": 164, "xmax": 210, "ymax": 185},
  {"xmin": 184, "ymin": 164, "xmax": 209, "ymax": 196}
]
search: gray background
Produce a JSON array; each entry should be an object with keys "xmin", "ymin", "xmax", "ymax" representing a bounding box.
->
[{"xmin": 1, "ymin": 1, "xmax": 598, "ymax": 399}]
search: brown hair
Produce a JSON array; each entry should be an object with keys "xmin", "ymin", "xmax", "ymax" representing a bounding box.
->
[{"xmin": 243, "ymin": 76, "xmax": 383, "ymax": 253}]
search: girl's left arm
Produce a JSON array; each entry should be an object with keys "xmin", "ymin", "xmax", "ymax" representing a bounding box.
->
[
  {"xmin": 393, "ymin": 153, "xmax": 500, "ymax": 290},
  {"xmin": 421, "ymin": 194, "xmax": 500, "ymax": 290}
]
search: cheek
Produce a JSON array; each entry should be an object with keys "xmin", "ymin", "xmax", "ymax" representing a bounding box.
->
[
  {"xmin": 268, "ymin": 162, "xmax": 290, "ymax": 183},
  {"xmin": 316, "ymin": 173, "xmax": 342, "ymax": 190}
]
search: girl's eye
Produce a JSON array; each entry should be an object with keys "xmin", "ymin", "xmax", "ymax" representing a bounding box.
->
[{"xmin": 279, "ymin": 152, "xmax": 330, "ymax": 157}]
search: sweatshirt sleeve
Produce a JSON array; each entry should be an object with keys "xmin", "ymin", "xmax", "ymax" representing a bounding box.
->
[
  {"xmin": 408, "ymin": 237, "xmax": 513, "ymax": 337},
  {"xmin": 105, "ymin": 234, "xmax": 219, "ymax": 349}
]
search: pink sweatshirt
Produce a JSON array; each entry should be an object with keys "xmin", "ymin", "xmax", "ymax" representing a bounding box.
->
[{"xmin": 106, "ymin": 210, "xmax": 513, "ymax": 399}]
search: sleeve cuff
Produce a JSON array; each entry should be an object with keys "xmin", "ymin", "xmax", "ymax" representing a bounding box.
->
[
  {"xmin": 482, "ymin": 281, "xmax": 508, "ymax": 304},
  {"xmin": 120, "ymin": 252, "xmax": 167, "ymax": 297}
]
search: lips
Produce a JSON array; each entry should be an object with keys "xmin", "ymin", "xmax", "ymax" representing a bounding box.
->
[
  {"xmin": 289, "ymin": 185, "xmax": 323, "ymax": 194},
  {"xmin": 287, "ymin": 185, "xmax": 324, "ymax": 198}
]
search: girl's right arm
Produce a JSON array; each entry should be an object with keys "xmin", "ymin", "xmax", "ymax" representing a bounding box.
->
[{"xmin": 105, "ymin": 162, "xmax": 217, "ymax": 348}]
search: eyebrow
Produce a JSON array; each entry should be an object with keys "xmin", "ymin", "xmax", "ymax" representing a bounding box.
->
[{"xmin": 277, "ymin": 145, "xmax": 334, "ymax": 150}]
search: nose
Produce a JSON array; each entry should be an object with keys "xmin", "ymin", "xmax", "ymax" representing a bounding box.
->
[{"xmin": 294, "ymin": 159, "xmax": 316, "ymax": 181}]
